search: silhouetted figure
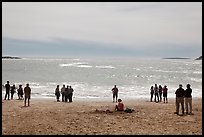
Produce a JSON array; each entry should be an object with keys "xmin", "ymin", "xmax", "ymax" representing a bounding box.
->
[
  {"xmin": 64, "ymin": 85, "xmax": 69, "ymax": 102},
  {"xmin": 112, "ymin": 85, "xmax": 118, "ymax": 103},
  {"xmin": 159, "ymin": 85, "xmax": 162, "ymax": 102},
  {"xmin": 162, "ymin": 85, "xmax": 168, "ymax": 103},
  {"xmin": 10, "ymin": 84, "xmax": 16, "ymax": 100},
  {"xmin": 185, "ymin": 84, "xmax": 193, "ymax": 115},
  {"xmin": 4, "ymin": 81, "xmax": 10, "ymax": 100},
  {"xmin": 150, "ymin": 86, "xmax": 154, "ymax": 102},
  {"xmin": 154, "ymin": 84, "xmax": 159, "ymax": 103},
  {"xmin": 24, "ymin": 83, "xmax": 31, "ymax": 106},
  {"xmin": 69, "ymin": 86, "xmax": 74, "ymax": 102},
  {"xmin": 61, "ymin": 85, "xmax": 66, "ymax": 102},
  {"xmin": 115, "ymin": 99, "xmax": 124, "ymax": 111},
  {"xmin": 175, "ymin": 84, "xmax": 185, "ymax": 115},
  {"xmin": 55, "ymin": 85, "xmax": 60, "ymax": 102},
  {"xmin": 17, "ymin": 85, "xmax": 24, "ymax": 100}
]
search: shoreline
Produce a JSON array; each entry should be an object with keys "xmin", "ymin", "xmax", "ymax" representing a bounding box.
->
[{"xmin": 2, "ymin": 97, "xmax": 202, "ymax": 135}]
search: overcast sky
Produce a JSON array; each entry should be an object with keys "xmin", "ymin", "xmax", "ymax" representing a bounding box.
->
[{"xmin": 2, "ymin": 2, "xmax": 202, "ymax": 58}]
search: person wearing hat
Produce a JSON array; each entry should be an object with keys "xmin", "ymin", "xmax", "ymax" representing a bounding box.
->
[
  {"xmin": 175, "ymin": 84, "xmax": 185, "ymax": 115},
  {"xmin": 115, "ymin": 99, "xmax": 124, "ymax": 111},
  {"xmin": 185, "ymin": 84, "xmax": 193, "ymax": 114}
]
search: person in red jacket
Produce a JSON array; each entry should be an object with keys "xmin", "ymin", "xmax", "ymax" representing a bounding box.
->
[{"xmin": 115, "ymin": 99, "xmax": 124, "ymax": 111}]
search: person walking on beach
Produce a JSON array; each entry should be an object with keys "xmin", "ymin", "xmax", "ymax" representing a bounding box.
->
[
  {"xmin": 115, "ymin": 99, "xmax": 124, "ymax": 111},
  {"xmin": 68, "ymin": 86, "xmax": 74, "ymax": 102},
  {"xmin": 185, "ymin": 84, "xmax": 193, "ymax": 115},
  {"xmin": 112, "ymin": 85, "xmax": 119, "ymax": 103},
  {"xmin": 55, "ymin": 85, "xmax": 60, "ymax": 102},
  {"xmin": 61, "ymin": 85, "xmax": 66, "ymax": 102},
  {"xmin": 10, "ymin": 84, "xmax": 16, "ymax": 100},
  {"xmin": 175, "ymin": 84, "xmax": 185, "ymax": 115},
  {"xmin": 4, "ymin": 81, "xmax": 10, "ymax": 100},
  {"xmin": 150, "ymin": 86, "xmax": 154, "ymax": 102},
  {"xmin": 162, "ymin": 85, "xmax": 168, "ymax": 103},
  {"xmin": 159, "ymin": 85, "xmax": 163, "ymax": 102},
  {"xmin": 154, "ymin": 84, "xmax": 159, "ymax": 103},
  {"xmin": 17, "ymin": 85, "xmax": 24, "ymax": 100},
  {"xmin": 24, "ymin": 83, "xmax": 31, "ymax": 106}
]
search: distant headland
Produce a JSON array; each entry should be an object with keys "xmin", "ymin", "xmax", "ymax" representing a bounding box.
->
[
  {"xmin": 2, "ymin": 56, "xmax": 21, "ymax": 59},
  {"xmin": 162, "ymin": 57, "xmax": 190, "ymax": 59}
]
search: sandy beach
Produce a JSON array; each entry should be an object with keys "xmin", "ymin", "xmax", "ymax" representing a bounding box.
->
[{"xmin": 2, "ymin": 97, "xmax": 202, "ymax": 135}]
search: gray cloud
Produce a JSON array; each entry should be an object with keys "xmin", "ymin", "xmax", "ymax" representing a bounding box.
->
[{"xmin": 2, "ymin": 2, "xmax": 202, "ymax": 58}]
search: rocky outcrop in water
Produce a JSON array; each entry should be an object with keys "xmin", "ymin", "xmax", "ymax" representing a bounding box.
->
[
  {"xmin": 195, "ymin": 56, "xmax": 202, "ymax": 60},
  {"xmin": 2, "ymin": 56, "xmax": 21, "ymax": 59}
]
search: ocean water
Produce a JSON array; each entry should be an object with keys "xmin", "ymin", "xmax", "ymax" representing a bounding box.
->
[{"xmin": 2, "ymin": 57, "xmax": 202, "ymax": 100}]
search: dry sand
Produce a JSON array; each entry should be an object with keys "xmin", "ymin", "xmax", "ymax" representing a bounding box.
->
[{"xmin": 2, "ymin": 97, "xmax": 202, "ymax": 135}]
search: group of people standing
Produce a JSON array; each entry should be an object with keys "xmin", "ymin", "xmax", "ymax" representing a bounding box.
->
[
  {"xmin": 55, "ymin": 85, "xmax": 74, "ymax": 102},
  {"xmin": 150, "ymin": 84, "xmax": 168, "ymax": 103},
  {"xmin": 3, "ymin": 81, "xmax": 193, "ymax": 115},
  {"xmin": 175, "ymin": 84, "xmax": 193, "ymax": 115},
  {"xmin": 4, "ymin": 81, "xmax": 31, "ymax": 106},
  {"xmin": 150, "ymin": 83, "xmax": 193, "ymax": 115}
]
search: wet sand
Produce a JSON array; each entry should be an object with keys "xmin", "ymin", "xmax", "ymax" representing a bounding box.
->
[{"xmin": 2, "ymin": 97, "xmax": 202, "ymax": 135}]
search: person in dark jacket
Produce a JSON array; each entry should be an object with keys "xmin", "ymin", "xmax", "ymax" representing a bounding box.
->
[
  {"xmin": 10, "ymin": 84, "xmax": 16, "ymax": 100},
  {"xmin": 185, "ymin": 84, "xmax": 193, "ymax": 114},
  {"xmin": 154, "ymin": 84, "xmax": 159, "ymax": 103},
  {"xmin": 68, "ymin": 86, "xmax": 74, "ymax": 102},
  {"xmin": 17, "ymin": 85, "xmax": 24, "ymax": 100},
  {"xmin": 175, "ymin": 84, "xmax": 185, "ymax": 115},
  {"xmin": 4, "ymin": 81, "xmax": 10, "ymax": 100},
  {"xmin": 158, "ymin": 85, "xmax": 163, "ymax": 102},
  {"xmin": 24, "ymin": 83, "xmax": 31, "ymax": 106},
  {"xmin": 150, "ymin": 86, "xmax": 154, "ymax": 102},
  {"xmin": 112, "ymin": 85, "xmax": 118, "ymax": 103},
  {"xmin": 162, "ymin": 85, "xmax": 168, "ymax": 103},
  {"xmin": 55, "ymin": 85, "xmax": 60, "ymax": 102}
]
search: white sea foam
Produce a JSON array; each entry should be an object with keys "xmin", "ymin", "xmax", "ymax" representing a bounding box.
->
[
  {"xmin": 77, "ymin": 65, "xmax": 93, "ymax": 68},
  {"xmin": 2, "ymin": 58, "xmax": 202, "ymax": 99},
  {"xmin": 95, "ymin": 66, "xmax": 115, "ymax": 69}
]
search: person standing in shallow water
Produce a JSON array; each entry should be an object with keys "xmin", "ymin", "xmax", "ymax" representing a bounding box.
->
[
  {"xmin": 185, "ymin": 84, "xmax": 193, "ymax": 115},
  {"xmin": 55, "ymin": 85, "xmax": 60, "ymax": 102},
  {"xmin": 112, "ymin": 85, "xmax": 118, "ymax": 103},
  {"xmin": 24, "ymin": 83, "xmax": 31, "ymax": 106},
  {"xmin": 4, "ymin": 81, "xmax": 10, "ymax": 100}
]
